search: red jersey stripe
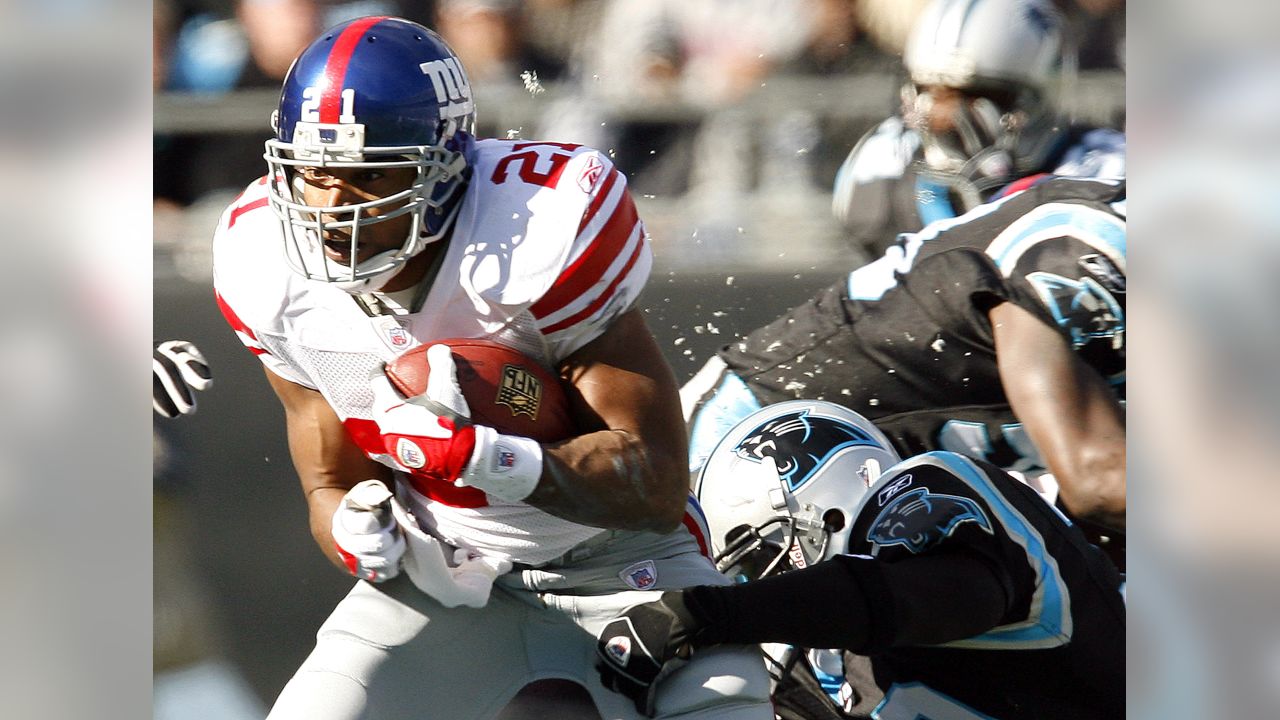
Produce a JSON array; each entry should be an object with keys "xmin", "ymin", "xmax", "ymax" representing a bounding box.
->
[
  {"xmin": 227, "ymin": 197, "xmax": 268, "ymax": 228},
  {"xmin": 319, "ymin": 16, "xmax": 387, "ymax": 123},
  {"xmin": 682, "ymin": 511, "xmax": 711, "ymax": 559},
  {"xmin": 215, "ymin": 289, "xmax": 262, "ymax": 346},
  {"xmin": 576, "ymin": 167, "xmax": 620, "ymax": 237},
  {"xmin": 998, "ymin": 172, "xmax": 1051, "ymax": 199},
  {"xmin": 531, "ymin": 188, "xmax": 638, "ymax": 320},
  {"xmin": 540, "ymin": 230, "xmax": 645, "ymax": 335},
  {"xmin": 215, "ymin": 298, "xmax": 267, "ymax": 356}
]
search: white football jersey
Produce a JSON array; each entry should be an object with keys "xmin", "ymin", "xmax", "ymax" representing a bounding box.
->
[{"xmin": 212, "ymin": 140, "xmax": 652, "ymax": 565}]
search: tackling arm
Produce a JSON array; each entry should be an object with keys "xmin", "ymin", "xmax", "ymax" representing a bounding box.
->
[
  {"xmin": 264, "ymin": 369, "xmax": 394, "ymax": 570},
  {"xmin": 990, "ymin": 301, "xmax": 1126, "ymax": 530},
  {"xmin": 595, "ymin": 551, "xmax": 1011, "ymax": 710},
  {"xmin": 680, "ymin": 552, "xmax": 1010, "ymax": 652},
  {"xmin": 529, "ymin": 308, "xmax": 690, "ymax": 533}
]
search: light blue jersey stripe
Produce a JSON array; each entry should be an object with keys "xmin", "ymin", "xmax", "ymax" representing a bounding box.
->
[
  {"xmin": 909, "ymin": 452, "xmax": 1073, "ymax": 649},
  {"xmin": 915, "ymin": 177, "xmax": 958, "ymax": 227},
  {"xmin": 847, "ymin": 191, "xmax": 1020, "ymax": 301},
  {"xmin": 986, "ymin": 202, "xmax": 1126, "ymax": 275}
]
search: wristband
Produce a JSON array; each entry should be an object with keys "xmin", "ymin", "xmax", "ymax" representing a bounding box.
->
[{"xmin": 457, "ymin": 426, "xmax": 543, "ymax": 502}]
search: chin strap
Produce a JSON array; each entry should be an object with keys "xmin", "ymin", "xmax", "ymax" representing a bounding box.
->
[{"xmin": 421, "ymin": 162, "xmax": 470, "ymax": 243}]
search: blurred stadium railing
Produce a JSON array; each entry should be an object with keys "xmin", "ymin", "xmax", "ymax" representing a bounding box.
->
[
  {"xmin": 155, "ymin": 73, "xmax": 1124, "ymax": 134},
  {"xmin": 155, "ymin": 71, "xmax": 1124, "ymax": 282}
]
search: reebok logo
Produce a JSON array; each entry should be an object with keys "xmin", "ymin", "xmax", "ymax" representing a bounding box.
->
[{"xmin": 877, "ymin": 473, "xmax": 913, "ymax": 506}]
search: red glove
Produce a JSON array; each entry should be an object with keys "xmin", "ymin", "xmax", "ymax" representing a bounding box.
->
[
  {"xmin": 369, "ymin": 345, "xmax": 543, "ymax": 501},
  {"xmin": 369, "ymin": 347, "xmax": 476, "ymax": 484}
]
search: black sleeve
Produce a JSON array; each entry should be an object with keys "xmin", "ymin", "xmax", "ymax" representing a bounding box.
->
[{"xmin": 683, "ymin": 551, "xmax": 1010, "ymax": 655}]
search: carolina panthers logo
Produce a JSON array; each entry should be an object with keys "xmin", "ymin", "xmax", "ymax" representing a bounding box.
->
[
  {"xmin": 734, "ymin": 409, "xmax": 885, "ymax": 491},
  {"xmin": 1025, "ymin": 271, "xmax": 1125, "ymax": 351},
  {"xmin": 867, "ymin": 487, "xmax": 992, "ymax": 554}
]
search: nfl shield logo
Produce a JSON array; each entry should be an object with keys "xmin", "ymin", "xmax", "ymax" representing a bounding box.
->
[
  {"xmin": 497, "ymin": 365, "xmax": 542, "ymax": 419},
  {"xmin": 605, "ymin": 635, "xmax": 631, "ymax": 666},
  {"xmin": 396, "ymin": 438, "xmax": 426, "ymax": 469},
  {"xmin": 497, "ymin": 449, "xmax": 516, "ymax": 469},
  {"xmin": 387, "ymin": 326, "xmax": 410, "ymax": 348},
  {"xmin": 373, "ymin": 316, "xmax": 415, "ymax": 353},
  {"xmin": 619, "ymin": 560, "xmax": 657, "ymax": 590}
]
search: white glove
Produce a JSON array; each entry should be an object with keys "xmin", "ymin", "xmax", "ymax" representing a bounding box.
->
[
  {"xmin": 331, "ymin": 480, "xmax": 406, "ymax": 582},
  {"xmin": 371, "ymin": 344, "xmax": 544, "ymax": 502},
  {"xmin": 387, "ymin": 494, "xmax": 513, "ymax": 608},
  {"xmin": 153, "ymin": 340, "xmax": 212, "ymax": 418}
]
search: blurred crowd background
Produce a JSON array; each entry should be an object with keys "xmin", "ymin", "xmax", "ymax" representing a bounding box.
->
[
  {"xmin": 154, "ymin": 0, "xmax": 1125, "ymax": 279},
  {"xmin": 12, "ymin": 0, "xmax": 1280, "ymax": 717}
]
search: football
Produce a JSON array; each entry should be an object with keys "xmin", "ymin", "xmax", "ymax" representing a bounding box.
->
[{"xmin": 384, "ymin": 338, "xmax": 575, "ymax": 442}]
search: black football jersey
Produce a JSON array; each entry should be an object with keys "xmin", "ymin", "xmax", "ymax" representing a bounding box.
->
[
  {"xmin": 848, "ymin": 452, "xmax": 1125, "ymax": 719},
  {"xmin": 836, "ymin": 124, "xmax": 1118, "ymax": 258},
  {"xmin": 718, "ymin": 177, "xmax": 1126, "ymax": 473}
]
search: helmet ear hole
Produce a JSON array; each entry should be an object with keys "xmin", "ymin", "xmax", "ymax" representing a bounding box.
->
[{"xmin": 821, "ymin": 508, "xmax": 846, "ymax": 533}]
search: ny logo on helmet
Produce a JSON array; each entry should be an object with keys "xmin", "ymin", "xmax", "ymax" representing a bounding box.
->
[
  {"xmin": 419, "ymin": 58, "xmax": 475, "ymax": 120},
  {"xmin": 868, "ymin": 487, "xmax": 992, "ymax": 554},
  {"xmin": 734, "ymin": 409, "xmax": 885, "ymax": 492}
]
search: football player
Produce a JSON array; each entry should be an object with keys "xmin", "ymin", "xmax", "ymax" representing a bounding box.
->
[
  {"xmin": 597, "ymin": 400, "xmax": 1125, "ymax": 720},
  {"xmin": 683, "ymin": 176, "xmax": 1126, "ymax": 538},
  {"xmin": 210, "ymin": 17, "xmax": 770, "ymax": 720},
  {"xmin": 831, "ymin": 0, "xmax": 1125, "ymax": 259}
]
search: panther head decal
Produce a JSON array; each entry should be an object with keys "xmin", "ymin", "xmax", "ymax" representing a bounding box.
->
[
  {"xmin": 867, "ymin": 487, "xmax": 993, "ymax": 554},
  {"xmin": 734, "ymin": 408, "xmax": 887, "ymax": 491}
]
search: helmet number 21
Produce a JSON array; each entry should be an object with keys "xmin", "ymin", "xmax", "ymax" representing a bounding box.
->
[
  {"xmin": 491, "ymin": 142, "xmax": 580, "ymax": 188},
  {"xmin": 300, "ymin": 87, "xmax": 357, "ymax": 124}
]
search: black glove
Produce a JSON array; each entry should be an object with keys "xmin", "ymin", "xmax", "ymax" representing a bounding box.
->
[
  {"xmin": 153, "ymin": 341, "xmax": 212, "ymax": 418},
  {"xmin": 595, "ymin": 591, "xmax": 703, "ymax": 717}
]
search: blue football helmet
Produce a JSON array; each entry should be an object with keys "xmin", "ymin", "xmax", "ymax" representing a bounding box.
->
[
  {"xmin": 695, "ymin": 400, "xmax": 901, "ymax": 581},
  {"xmin": 264, "ymin": 16, "xmax": 475, "ymax": 293}
]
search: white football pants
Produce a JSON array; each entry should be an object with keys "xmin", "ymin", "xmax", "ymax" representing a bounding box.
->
[{"xmin": 268, "ymin": 528, "xmax": 774, "ymax": 720}]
